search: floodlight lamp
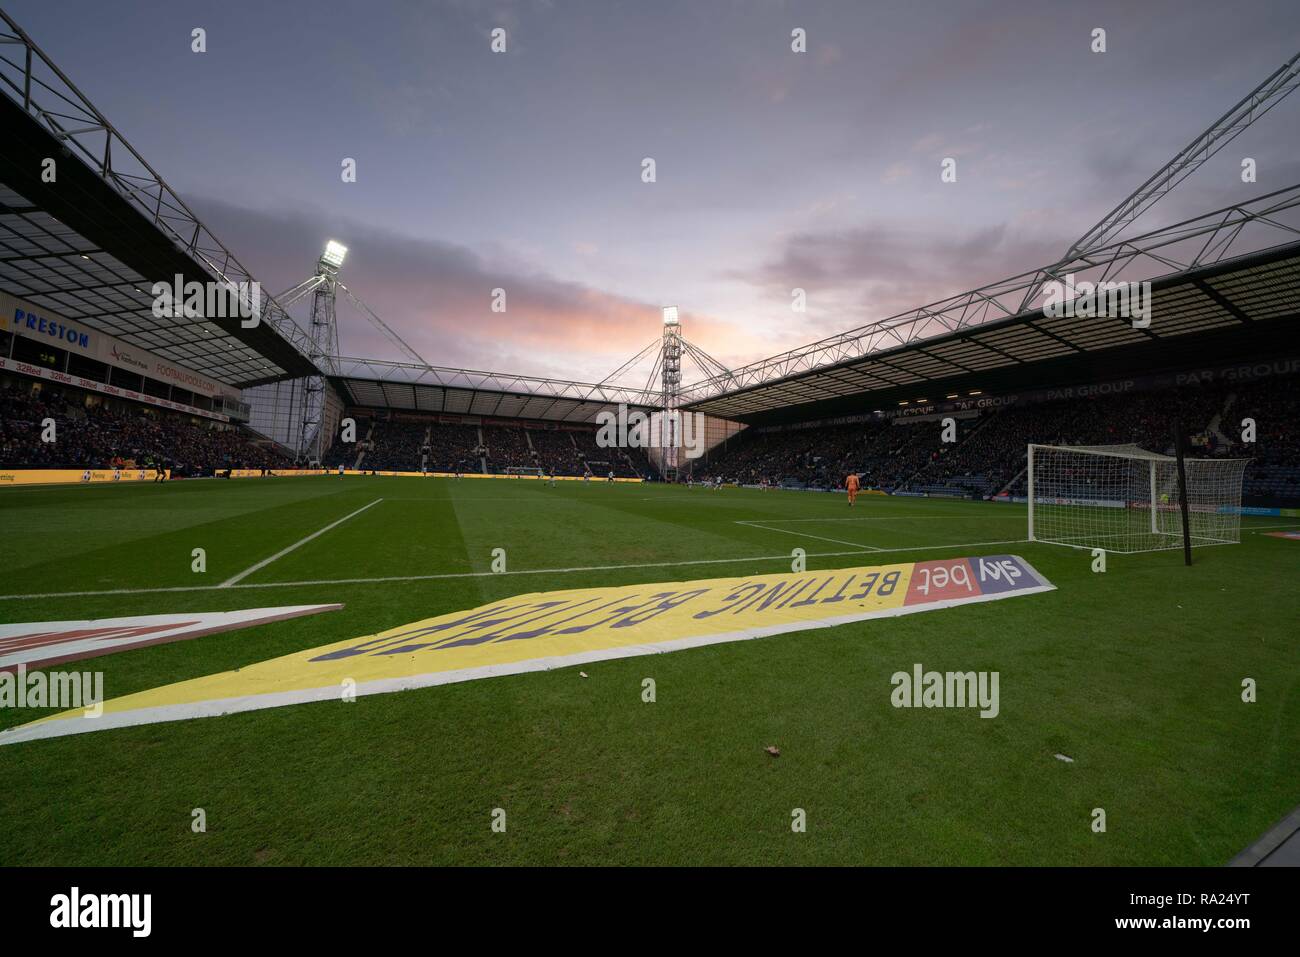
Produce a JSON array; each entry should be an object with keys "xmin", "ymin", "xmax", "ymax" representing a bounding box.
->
[
  {"xmin": 321, "ymin": 240, "xmax": 348, "ymax": 268},
  {"xmin": 662, "ymin": 305, "xmax": 679, "ymax": 324}
]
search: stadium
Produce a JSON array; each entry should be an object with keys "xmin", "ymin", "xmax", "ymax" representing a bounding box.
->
[{"xmin": 0, "ymin": 0, "xmax": 1297, "ymax": 902}]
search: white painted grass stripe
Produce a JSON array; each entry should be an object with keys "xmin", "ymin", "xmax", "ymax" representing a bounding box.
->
[
  {"xmin": 0, "ymin": 538, "xmax": 1030, "ymax": 601},
  {"xmin": 866, "ymin": 538, "xmax": 1028, "ymax": 552},
  {"xmin": 736, "ymin": 520, "xmax": 883, "ymax": 550},
  {"xmin": 3, "ymin": 551, "xmax": 869, "ymax": 600},
  {"xmin": 0, "ymin": 579, "xmax": 1057, "ymax": 747},
  {"xmin": 219, "ymin": 498, "xmax": 383, "ymax": 587},
  {"xmin": 1248, "ymin": 523, "xmax": 1300, "ymax": 531}
]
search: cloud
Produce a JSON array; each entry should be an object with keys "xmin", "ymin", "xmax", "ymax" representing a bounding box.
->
[
  {"xmin": 186, "ymin": 196, "xmax": 762, "ymax": 383},
  {"xmin": 733, "ymin": 218, "xmax": 1072, "ymax": 337},
  {"xmin": 817, "ymin": 44, "xmax": 843, "ymax": 66},
  {"xmin": 881, "ymin": 162, "xmax": 912, "ymax": 184}
]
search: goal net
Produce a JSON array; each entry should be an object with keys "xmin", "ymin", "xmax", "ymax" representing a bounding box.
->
[
  {"xmin": 1027, "ymin": 443, "xmax": 1249, "ymax": 553},
  {"xmin": 505, "ymin": 466, "xmax": 544, "ymax": 477}
]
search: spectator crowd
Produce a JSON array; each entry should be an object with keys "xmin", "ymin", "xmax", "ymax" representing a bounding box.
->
[
  {"xmin": 692, "ymin": 377, "xmax": 1300, "ymax": 505},
  {"xmin": 8, "ymin": 374, "xmax": 1294, "ymax": 502},
  {"xmin": 1, "ymin": 382, "xmax": 287, "ymax": 475}
]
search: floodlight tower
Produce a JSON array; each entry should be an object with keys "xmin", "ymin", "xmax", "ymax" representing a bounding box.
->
[
  {"xmin": 660, "ymin": 306, "xmax": 683, "ymax": 480},
  {"xmin": 296, "ymin": 240, "xmax": 347, "ymax": 464},
  {"xmin": 595, "ymin": 305, "xmax": 733, "ymax": 480}
]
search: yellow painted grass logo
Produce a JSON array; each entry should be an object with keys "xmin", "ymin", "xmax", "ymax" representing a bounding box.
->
[{"xmin": 0, "ymin": 555, "xmax": 1053, "ymax": 746}]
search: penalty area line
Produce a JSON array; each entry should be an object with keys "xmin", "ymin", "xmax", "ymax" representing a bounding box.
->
[
  {"xmin": 218, "ymin": 498, "xmax": 384, "ymax": 587},
  {"xmin": 0, "ymin": 537, "xmax": 1032, "ymax": 601},
  {"xmin": 0, "ymin": 549, "xmax": 872, "ymax": 600},
  {"xmin": 736, "ymin": 520, "xmax": 883, "ymax": 550},
  {"xmin": 742, "ymin": 515, "xmax": 1023, "ymax": 523}
]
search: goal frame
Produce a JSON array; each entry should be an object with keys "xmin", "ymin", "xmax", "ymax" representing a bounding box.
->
[{"xmin": 1026, "ymin": 442, "xmax": 1249, "ymax": 555}]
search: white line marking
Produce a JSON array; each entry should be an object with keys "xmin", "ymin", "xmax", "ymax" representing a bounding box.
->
[
  {"xmin": 218, "ymin": 498, "xmax": 384, "ymax": 587},
  {"xmin": 737, "ymin": 520, "xmax": 882, "ymax": 550},
  {"xmin": 736, "ymin": 515, "xmax": 1021, "ymax": 524},
  {"xmin": 1248, "ymin": 523, "xmax": 1300, "ymax": 531},
  {"xmin": 869, "ymin": 538, "xmax": 1030, "ymax": 552},
  {"xmin": 0, "ymin": 538, "xmax": 1032, "ymax": 601}
]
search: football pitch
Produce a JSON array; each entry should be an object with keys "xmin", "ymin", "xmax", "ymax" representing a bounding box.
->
[{"xmin": 0, "ymin": 476, "xmax": 1296, "ymax": 866}]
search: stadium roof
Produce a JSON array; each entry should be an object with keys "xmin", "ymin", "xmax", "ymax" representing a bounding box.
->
[
  {"xmin": 681, "ymin": 189, "xmax": 1300, "ymax": 426},
  {"xmin": 0, "ymin": 13, "xmax": 317, "ymax": 388},
  {"xmin": 328, "ymin": 357, "xmax": 660, "ymax": 424},
  {"xmin": 4, "ymin": 10, "xmax": 1294, "ymax": 429}
]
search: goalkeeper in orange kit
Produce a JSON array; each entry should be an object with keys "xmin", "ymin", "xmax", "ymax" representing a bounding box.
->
[{"xmin": 845, "ymin": 472, "xmax": 860, "ymax": 507}]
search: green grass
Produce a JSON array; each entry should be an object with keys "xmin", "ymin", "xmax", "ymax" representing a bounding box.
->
[{"xmin": 0, "ymin": 476, "xmax": 1296, "ymax": 865}]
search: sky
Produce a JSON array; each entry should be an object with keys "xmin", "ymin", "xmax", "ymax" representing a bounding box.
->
[{"xmin": 8, "ymin": 0, "xmax": 1300, "ymax": 384}]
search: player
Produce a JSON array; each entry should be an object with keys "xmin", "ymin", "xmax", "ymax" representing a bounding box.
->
[
  {"xmin": 549, "ymin": 468, "xmax": 556, "ymax": 487},
  {"xmin": 845, "ymin": 471, "xmax": 860, "ymax": 507},
  {"xmin": 607, "ymin": 470, "xmax": 615, "ymax": 483},
  {"xmin": 338, "ymin": 463, "xmax": 345, "ymax": 480}
]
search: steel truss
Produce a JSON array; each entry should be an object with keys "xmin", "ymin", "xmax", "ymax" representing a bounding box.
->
[
  {"xmin": 676, "ymin": 184, "xmax": 1300, "ymax": 405},
  {"xmin": 332, "ymin": 356, "xmax": 663, "ymax": 408},
  {"xmin": 1062, "ymin": 53, "xmax": 1300, "ymax": 261},
  {"xmin": 1017, "ymin": 51, "xmax": 1300, "ymax": 312},
  {"xmin": 0, "ymin": 9, "xmax": 315, "ymax": 364}
]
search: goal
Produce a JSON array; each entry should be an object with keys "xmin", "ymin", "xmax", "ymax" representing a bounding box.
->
[
  {"xmin": 505, "ymin": 466, "xmax": 544, "ymax": 478},
  {"xmin": 1026, "ymin": 443, "xmax": 1249, "ymax": 553}
]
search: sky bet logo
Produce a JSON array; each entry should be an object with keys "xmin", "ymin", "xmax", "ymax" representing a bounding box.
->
[{"xmin": 49, "ymin": 887, "xmax": 151, "ymax": 937}]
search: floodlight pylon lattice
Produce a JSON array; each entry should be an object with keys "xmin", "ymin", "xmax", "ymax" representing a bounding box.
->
[
  {"xmin": 294, "ymin": 246, "xmax": 343, "ymax": 464},
  {"xmin": 660, "ymin": 308, "xmax": 683, "ymax": 480},
  {"xmin": 584, "ymin": 308, "xmax": 735, "ymax": 478}
]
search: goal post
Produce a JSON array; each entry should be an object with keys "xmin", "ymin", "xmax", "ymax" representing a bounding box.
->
[
  {"xmin": 504, "ymin": 466, "xmax": 544, "ymax": 478},
  {"xmin": 1025, "ymin": 443, "xmax": 1249, "ymax": 554}
]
